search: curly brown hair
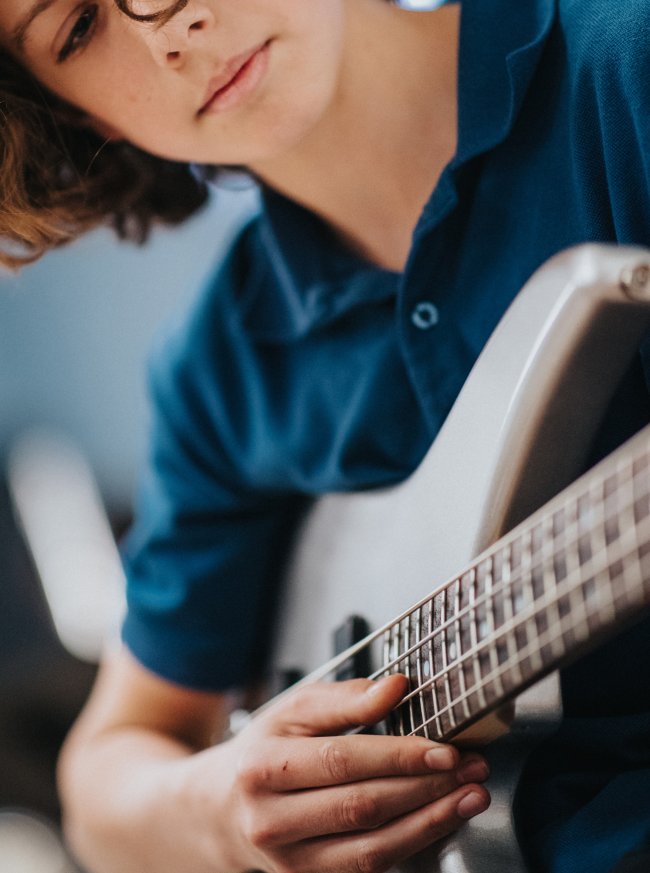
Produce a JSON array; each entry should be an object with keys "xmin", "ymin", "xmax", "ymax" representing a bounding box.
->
[{"xmin": 0, "ymin": 0, "xmax": 211, "ymax": 270}]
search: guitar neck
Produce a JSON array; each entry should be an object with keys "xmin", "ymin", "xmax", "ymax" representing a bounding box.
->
[
  {"xmin": 378, "ymin": 424, "xmax": 650, "ymax": 741},
  {"xmin": 283, "ymin": 424, "xmax": 650, "ymax": 743}
]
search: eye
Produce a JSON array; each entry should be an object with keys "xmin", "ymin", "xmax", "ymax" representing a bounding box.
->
[{"xmin": 57, "ymin": 4, "xmax": 99, "ymax": 63}]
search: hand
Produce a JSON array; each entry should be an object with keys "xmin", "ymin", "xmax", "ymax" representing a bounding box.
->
[{"xmin": 197, "ymin": 674, "xmax": 490, "ymax": 873}]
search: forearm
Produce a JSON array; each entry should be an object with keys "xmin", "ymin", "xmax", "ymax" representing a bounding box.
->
[{"xmin": 59, "ymin": 724, "xmax": 239, "ymax": 873}]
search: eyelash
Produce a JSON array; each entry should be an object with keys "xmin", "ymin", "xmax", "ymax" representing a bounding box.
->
[{"xmin": 57, "ymin": 4, "xmax": 99, "ymax": 63}]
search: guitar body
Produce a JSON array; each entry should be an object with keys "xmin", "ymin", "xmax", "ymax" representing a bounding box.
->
[{"xmin": 273, "ymin": 244, "xmax": 650, "ymax": 872}]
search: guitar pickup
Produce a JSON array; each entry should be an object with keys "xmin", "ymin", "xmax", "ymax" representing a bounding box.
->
[{"xmin": 333, "ymin": 615, "xmax": 372, "ymax": 681}]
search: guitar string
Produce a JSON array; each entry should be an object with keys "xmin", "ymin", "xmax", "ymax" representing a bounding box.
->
[
  {"xmin": 400, "ymin": 502, "xmax": 649, "ymax": 737},
  {"xmin": 372, "ymin": 470, "xmax": 646, "ymax": 718},
  {"xmin": 256, "ymin": 436, "xmax": 649, "ymax": 730},
  {"xmin": 390, "ymin": 484, "xmax": 645, "ymax": 712},
  {"xmin": 365, "ymin": 458, "xmax": 642, "ymax": 685},
  {"xmin": 404, "ymin": 537, "xmax": 647, "ymax": 740},
  {"xmin": 366, "ymin": 471, "xmax": 618, "ymax": 681},
  {"xmin": 338, "ymin": 462, "xmax": 647, "ymax": 741},
  {"xmin": 285, "ymin": 436, "xmax": 650, "ymax": 708}
]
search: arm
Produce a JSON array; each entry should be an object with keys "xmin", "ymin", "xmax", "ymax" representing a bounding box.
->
[{"xmin": 58, "ymin": 646, "xmax": 490, "ymax": 873}]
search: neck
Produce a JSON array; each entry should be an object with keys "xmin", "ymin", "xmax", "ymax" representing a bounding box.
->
[{"xmin": 250, "ymin": 1, "xmax": 460, "ymax": 271}]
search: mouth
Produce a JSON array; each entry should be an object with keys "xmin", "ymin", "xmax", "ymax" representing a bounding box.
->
[{"xmin": 197, "ymin": 39, "xmax": 272, "ymax": 116}]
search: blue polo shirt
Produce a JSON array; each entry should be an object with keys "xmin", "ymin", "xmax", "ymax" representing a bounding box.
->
[{"xmin": 122, "ymin": 0, "xmax": 650, "ymax": 870}]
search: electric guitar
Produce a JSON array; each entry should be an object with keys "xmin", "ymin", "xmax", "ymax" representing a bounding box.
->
[{"xmin": 268, "ymin": 244, "xmax": 650, "ymax": 873}]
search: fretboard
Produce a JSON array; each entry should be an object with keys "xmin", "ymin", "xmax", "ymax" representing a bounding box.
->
[{"xmin": 377, "ymin": 425, "xmax": 650, "ymax": 742}]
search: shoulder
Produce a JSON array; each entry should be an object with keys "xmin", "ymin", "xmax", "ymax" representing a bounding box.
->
[
  {"xmin": 136, "ymin": 214, "xmax": 274, "ymax": 496},
  {"xmin": 147, "ymin": 213, "xmax": 271, "ymax": 404},
  {"xmin": 557, "ymin": 0, "xmax": 650, "ymax": 80}
]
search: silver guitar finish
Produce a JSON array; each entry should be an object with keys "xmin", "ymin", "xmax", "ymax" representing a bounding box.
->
[{"xmin": 274, "ymin": 245, "xmax": 650, "ymax": 873}]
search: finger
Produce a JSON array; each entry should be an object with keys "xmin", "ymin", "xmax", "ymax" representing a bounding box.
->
[
  {"xmin": 285, "ymin": 784, "xmax": 491, "ymax": 873},
  {"xmin": 256, "ymin": 772, "xmax": 464, "ymax": 845},
  {"xmin": 263, "ymin": 675, "xmax": 409, "ymax": 736},
  {"xmin": 242, "ymin": 733, "xmax": 459, "ymax": 792}
]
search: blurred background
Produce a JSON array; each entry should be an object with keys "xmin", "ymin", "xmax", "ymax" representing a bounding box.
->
[{"xmin": 0, "ymin": 184, "xmax": 257, "ymax": 871}]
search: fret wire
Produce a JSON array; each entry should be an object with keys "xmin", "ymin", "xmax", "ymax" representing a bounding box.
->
[
  {"xmin": 522, "ymin": 525, "xmax": 544, "ymax": 673},
  {"xmin": 438, "ymin": 584, "xmax": 455, "ymax": 731},
  {"xmin": 382, "ymin": 632, "xmax": 391, "ymax": 680},
  {"xmin": 372, "ymin": 464, "xmax": 646, "ymax": 683},
  {"xmin": 391, "ymin": 624, "xmax": 400, "ymax": 733},
  {"xmin": 407, "ymin": 528, "xmax": 650, "ymax": 740},
  {"xmin": 591, "ymin": 473, "xmax": 617, "ymax": 626},
  {"xmin": 541, "ymin": 513, "xmax": 565, "ymax": 660},
  {"xmin": 397, "ymin": 513, "xmax": 650, "ymax": 713},
  {"xmin": 413, "ymin": 608, "xmax": 429, "ymax": 738},
  {"xmin": 390, "ymin": 623, "xmax": 405, "ymax": 735},
  {"xmin": 382, "ymin": 628, "xmax": 395, "ymax": 736},
  {"xmin": 563, "ymin": 494, "xmax": 590, "ymax": 646},
  {"xmin": 405, "ymin": 611, "xmax": 417, "ymax": 735},
  {"xmin": 613, "ymin": 467, "xmax": 647, "ymax": 613},
  {"xmin": 620, "ymin": 471, "xmax": 642, "ymax": 606},
  {"xmin": 501, "ymin": 542, "xmax": 523, "ymax": 685},
  {"xmin": 483, "ymin": 556, "xmax": 503, "ymax": 697},
  {"xmin": 445, "ymin": 584, "xmax": 458, "ymax": 729},
  {"xmin": 467, "ymin": 567, "xmax": 486, "ymax": 710},
  {"xmin": 454, "ymin": 578, "xmax": 471, "ymax": 719},
  {"xmin": 426, "ymin": 598, "xmax": 442, "ymax": 736}
]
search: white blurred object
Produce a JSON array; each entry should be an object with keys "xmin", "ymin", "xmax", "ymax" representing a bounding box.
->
[
  {"xmin": 8, "ymin": 430, "xmax": 126, "ymax": 663},
  {"xmin": 0, "ymin": 811, "xmax": 76, "ymax": 873},
  {"xmin": 394, "ymin": 0, "xmax": 447, "ymax": 9}
]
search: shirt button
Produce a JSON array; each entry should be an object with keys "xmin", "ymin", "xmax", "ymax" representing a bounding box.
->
[{"xmin": 411, "ymin": 301, "xmax": 439, "ymax": 330}]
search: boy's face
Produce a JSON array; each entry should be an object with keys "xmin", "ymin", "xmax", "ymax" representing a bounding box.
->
[{"xmin": 0, "ymin": 0, "xmax": 347, "ymax": 166}]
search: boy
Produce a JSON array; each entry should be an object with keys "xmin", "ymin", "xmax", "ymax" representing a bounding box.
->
[{"xmin": 1, "ymin": 0, "xmax": 649, "ymax": 871}]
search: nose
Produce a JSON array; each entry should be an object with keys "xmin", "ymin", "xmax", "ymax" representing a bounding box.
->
[{"xmin": 148, "ymin": 0, "xmax": 215, "ymax": 68}]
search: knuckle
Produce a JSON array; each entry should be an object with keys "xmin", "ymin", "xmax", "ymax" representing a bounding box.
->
[
  {"xmin": 424, "ymin": 803, "xmax": 460, "ymax": 840},
  {"xmin": 388, "ymin": 744, "xmax": 410, "ymax": 773},
  {"xmin": 236, "ymin": 748, "xmax": 273, "ymax": 792},
  {"xmin": 272, "ymin": 860, "xmax": 295, "ymax": 873},
  {"xmin": 340, "ymin": 790, "xmax": 380, "ymax": 830},
  {"xmin": 246, "ymin": 814, "xmax": 277, "ymax": 850},
  {"xmin": 319, "ymin": 740, "xmax": 351, "ymax": 783},
  {"xmin": 355, "ymin": 842, "xmax": 388, "ymax": 873},
  {"xmin": 238, "ymin": 798, "xmax": 280, "ymax": 852}
]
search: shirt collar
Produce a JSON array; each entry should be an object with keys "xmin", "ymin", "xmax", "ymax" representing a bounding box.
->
[
  {"xmin": 243, "ymin": 188, "xmax": 398, "ymax": 342},
  {"xmin": 243, "ymin": 0, "xmax": 557, "ymax": 343},
  {"xmin": 455, "ymin": 0, "xmax": 557, "ymax": 165}
]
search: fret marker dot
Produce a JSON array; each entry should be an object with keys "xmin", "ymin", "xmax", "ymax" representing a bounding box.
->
[
  {"xmin": 448, "ymin": 641, "xmax": 457, "ymax": 661},
  {"xmin": 478, "ymin": 620, "xmax": 488, "ymax": 640},
  {"xmin": 423, "ymin": 661, "xmax": 431, "ymax": 676},
  {"xmin": 514, "ymin": 593, "xmax": 524, "ymax": 613}
]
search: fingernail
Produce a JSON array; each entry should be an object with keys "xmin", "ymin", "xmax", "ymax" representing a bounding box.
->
[
  {"xmin": 457, "ymin": 756, "xmax": 490, "ymax": 784},
  {"xmin": 457, "ymin": 790, "xmax": 490, "ymax": 819},
  {"xmin": 425, "ymin": 748, "xmax": 456, "ymax": 770}
]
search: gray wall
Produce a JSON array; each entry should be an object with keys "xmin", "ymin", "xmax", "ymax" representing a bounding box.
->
[{"xmin": 0, "ymin": 187, "xmax": 257, "ymax": 510}]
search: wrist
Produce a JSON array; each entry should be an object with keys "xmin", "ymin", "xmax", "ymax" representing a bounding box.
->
[{"xmin": 174, "ymin": 740, "xmax": 250, "ymax": 873}]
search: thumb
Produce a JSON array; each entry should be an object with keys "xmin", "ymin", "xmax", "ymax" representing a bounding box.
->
[{"xmin": 265, "ymin": 674, "xmax": 409, "ymax": 736}]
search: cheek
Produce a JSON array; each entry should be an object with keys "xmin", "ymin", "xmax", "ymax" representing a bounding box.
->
[{"xmin": 88, "ymin": 72, "xmax": 162, "ymax": 140}]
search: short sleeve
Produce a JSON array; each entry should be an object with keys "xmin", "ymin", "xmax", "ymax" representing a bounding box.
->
[
  {"xmin": 561, "ymin": 0, "xmax": 650, "ymax": 241},
  {"xmin": 121, "ymin": 225, "xmax": 306, "ymax": 691}
]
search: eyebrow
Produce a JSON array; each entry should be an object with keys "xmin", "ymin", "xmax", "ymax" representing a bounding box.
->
[{"xmin": 11, "ymin": 0, "xmax": 59, "ymax": 53}]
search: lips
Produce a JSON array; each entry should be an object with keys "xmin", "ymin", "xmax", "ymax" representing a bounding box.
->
[{"xmin": 198, "ymin": 40, "xmax": 270, "ymax": 115}]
